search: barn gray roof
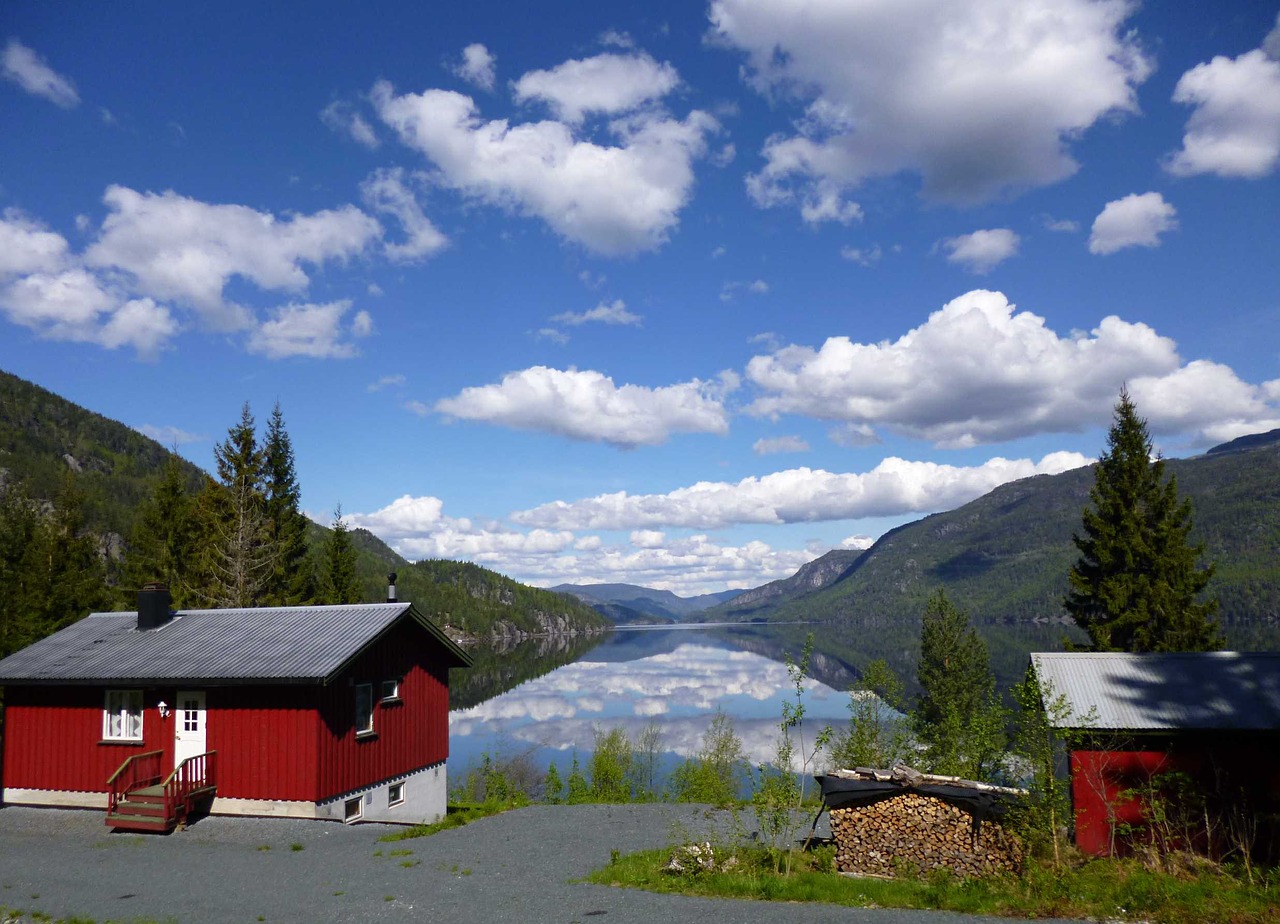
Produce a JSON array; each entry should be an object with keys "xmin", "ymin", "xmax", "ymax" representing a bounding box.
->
[
  {"xmin": 0, "ymin": 602, "xmax": 471, "ymax": 685},
  {"xmin": 1030, "ymin": 652, "xmax": 1280, "ymax": 732}
]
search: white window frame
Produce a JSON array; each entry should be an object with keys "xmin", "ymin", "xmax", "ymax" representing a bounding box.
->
[
  {"xmin": 380, "ymin": 679, "xmax": 400, "ymax": 702},
  {"xmin": 388, "ymin": 782, "xmax": 405, "ymax": 806},
  {"xmin": 355, "ymin": 683, "xmax": 374, "ymax": 736},
  {"xmin": 103, "ymin": 689, "xmax": 144, "ymax": 742},
  {"xmin": 344, "ymin": 796, "xmax": 363, "ymax": 822}
]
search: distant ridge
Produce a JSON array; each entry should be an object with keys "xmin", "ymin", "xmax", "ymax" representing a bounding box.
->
[
  {"xmin": 704, "ymin": 431, "xmax": 1280, "ymax": 651},
  {"xmin": 553, "ymin": 582, "xmax": 742, "ymax": 622}
]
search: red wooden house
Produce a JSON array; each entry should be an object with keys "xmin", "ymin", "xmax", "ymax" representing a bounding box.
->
[
  {"xmin": 0, "ymin": 585, "xmax": 471, "ymax": 831},
  {"xmin": 1031, "ymin": 652, "xmax": 1280, "ymax": 862}
]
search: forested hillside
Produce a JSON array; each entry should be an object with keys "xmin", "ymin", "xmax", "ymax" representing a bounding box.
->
[
  {"xmin": 0, "ymin": 370, "xmax": 207, "ymax": 536},
  {"xmin": 706, "ymin": 434, "xmax": 1280, "ymax": 650},
  {"xmin": 0, "ymin": 369, "xmax": 605, "ymax": 652}
]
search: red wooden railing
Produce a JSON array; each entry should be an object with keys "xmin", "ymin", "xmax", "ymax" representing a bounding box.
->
[
  {"xmin": 162, "ymin": 751, "xmax": 217, "ymax": 827},
  {"xmin": 106, "ymin": 750, "xmax": 162, "ymax": 816}
]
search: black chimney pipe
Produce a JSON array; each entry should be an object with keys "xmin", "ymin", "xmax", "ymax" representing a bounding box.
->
[
  {"xmin": 387, "ymin": 572, "xmax": 398, "ymax": 604},
  {"xmin": 137, "ymin": 582, "xmax": 173, "ymax": 630}
]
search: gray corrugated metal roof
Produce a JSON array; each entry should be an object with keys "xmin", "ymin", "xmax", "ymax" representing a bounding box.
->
[
  {"xmin": 1030, "ymin": 652, "xmax": 1280, "ymax": 731},
  {"xmin": 0, "ymin": 603, "xmax": 471, "ymax": 685}
]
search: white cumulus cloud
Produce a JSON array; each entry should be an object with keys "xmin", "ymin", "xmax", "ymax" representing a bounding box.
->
[
  {"xmin": 0, "ymin": 209, "xmax": 69, "ymax": 277},
  {"xmin": 3, "ymin": 39, "xmax": 79, "ymax": 108},
  {"xmin": 752, "ymin": 435, "xmax": 809, "ymax": 455},
  {"xmin": 512, "ymin": 52, "xmax": 680, "ymax": 123},
  {"xmin": 435, "ymin": 366, "xmax": 733, "ymax": 448},
  {"xmin": 941, "ymin": 229, "xmax": 1020, "ymax": 274},
  {"xmin": 745, "ymin": 289, "xmax": 1276, "ymax": 446},
  {"xmin": 550, "ymin": 299, "xmax": 642, "ymax": 327},
  {"xmin": 710, "ymin": 0, "xmax": 1151, "ymax": 216},
  {"xmin": 247, "ymin": 300, "xmax": 369, "ymax": 359},
  {"xmin": 320, "ymin": 100, "xmax": 380, "ymax": 148},
  {"xmin": 85, "ymin": 185, "xmax": 381, "ymax": 330},
  {"xmin": 0, "ymin": 213, "xmax": 180, "ymax": 356},
  {"xmin": 371, "ymin": 74, "xmax": 717, "ymax": 256},
  {"xmin": 1088, "ymin": 192, "xmax": 1177, "ymax": 255},
  {"xmin": 512, "ymin": 453, "xmax": 1089, "ymax": 531},
  {"xmin": 1165, "ymin": 26, "xmax": 1280, "ymax": 179},
  {"xmin": 360, "ymin": 167, "xmax": 448, "ymax": 262},
  {"xmin": 453, "ymin": 43, "xmax": 496, "ymax": 91}
]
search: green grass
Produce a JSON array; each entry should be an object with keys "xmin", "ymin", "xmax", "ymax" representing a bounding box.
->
[
  {"xmin": 1, "ymin": 910, "xmax": 177, "ymax": 924},
  {"xmin": 378, "ymin": 802, "xmax": 511, "ymax": 841},
  {"xmin": 586, "ymin": 847, "xmax": 1280, "ymax": 923}
]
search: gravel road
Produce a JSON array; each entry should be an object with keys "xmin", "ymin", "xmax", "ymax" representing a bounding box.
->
[{"xmin": 0, "ymin": 804, "xmax": 1068, "ymax": 924}]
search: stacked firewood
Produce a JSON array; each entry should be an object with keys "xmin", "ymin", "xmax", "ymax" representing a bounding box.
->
[{"xmin": 827, "ymin": 770, "xmax": 1023, "ymax": 878}]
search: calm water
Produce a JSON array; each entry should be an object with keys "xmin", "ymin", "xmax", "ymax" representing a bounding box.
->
[
  {"xmin": 445, "ymin": 620, "xmax": 1078, "ymax": 791},
  {"xmin": 445, "ymin": 623, "xmax": 897, "ymax": 790}
]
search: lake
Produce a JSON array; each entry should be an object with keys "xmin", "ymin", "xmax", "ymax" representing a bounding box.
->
[{"xmin": 445, "ymin": 620, "xmax": 1070, "ymax": 792}]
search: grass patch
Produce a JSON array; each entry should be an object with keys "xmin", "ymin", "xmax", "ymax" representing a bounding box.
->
[
  {"xmin": 289, "ymin": 843, "xmax": 304, "ymax": 852},
  {"xmin": 378, "ymin": 802, "xmax": 509, "ymax": 842},
  {"xmin": 587, "ymin": 847, "xmax": 1280, "ymax": 923},
  {"xmin": 1, "ymin": 910, "xmax": 177, "ymax": 924}
]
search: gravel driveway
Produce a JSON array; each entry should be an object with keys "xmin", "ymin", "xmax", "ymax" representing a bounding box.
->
[{"xmin": 0, "ymin": 804, "xmax": 1067, "ymax": 924}]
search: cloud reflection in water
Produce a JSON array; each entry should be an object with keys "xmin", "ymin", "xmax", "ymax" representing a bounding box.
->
[{"xmin": 449, "ymin": 639, "xmax": 856, "ymax": 774}]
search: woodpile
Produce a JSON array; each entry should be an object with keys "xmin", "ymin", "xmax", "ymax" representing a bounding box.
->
[{"xmin": 824, "ymin": 767, "xmax": 1023, "ymax": 879}]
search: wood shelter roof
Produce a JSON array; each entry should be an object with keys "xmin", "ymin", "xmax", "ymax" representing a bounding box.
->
[{"xmin": 1030, "ymin": 651, "xmax": 1280, "ymax": 732}]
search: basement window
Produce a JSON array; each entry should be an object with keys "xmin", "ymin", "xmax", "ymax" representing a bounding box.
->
[
  {"xmin": 103, "ymin": 689, "xmax": 144, "ymax": 742},
  {"xmin": 355, "ymin": 683, "xmax": 374, "ymax": 736},
  {"xmin": 344, "ymin": 796, "xmax": 363, "ymax": 822},
  {"xmin": 388, "ymin": 782, "xmax": 405, "ymax": 807}
]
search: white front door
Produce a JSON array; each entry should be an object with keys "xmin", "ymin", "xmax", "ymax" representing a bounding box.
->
[{"xmin": 173, "ymin": 690, "xmax": 207, "ymax": 768}]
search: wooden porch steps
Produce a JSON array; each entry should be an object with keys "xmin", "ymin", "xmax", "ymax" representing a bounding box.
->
[{"xmin": 105, "ymin": 753, "xmax": 218, "ymax": 834}]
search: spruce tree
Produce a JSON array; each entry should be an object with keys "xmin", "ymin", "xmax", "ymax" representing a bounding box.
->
[
  {"xmin": 197, "ymin": 403, "xmax": 274, "ymax": 608},
  {"xmin": 1065, "ymin": 390, "xmax": 1221, "ymax": 652},
  {"xmin": 121, "ymin": 454, "xmax": 200, "ymax": 607},
  {"xmin": 319, "ymin": 505, "xmax": 362, "ymax": 604},
  {"xmin": 262, "ymin": 402, "xmax": 314, "ymax": 605},
  {"xmin": 914, "ymin": 590, "xmax": 1005, "ymax": 780},
  {"xmin": 0, "ymin": 476, "xmax": 108, "ymax": 658}
]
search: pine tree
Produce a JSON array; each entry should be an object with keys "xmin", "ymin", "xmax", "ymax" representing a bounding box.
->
[
  {"xmin": 262, "ymin": 402, "xmax": 314, "ymax": 605},
  {"xmin": 121, "ymin": 454, "xmax": 200, "ymax": 607},
  {"xmin": 914, "ymin": 590, "xmax": 1006, "ymax": 780},
  {"xmin": 197, "ymin": 403, "xmax": 274, "ymax": 608},
  {"xmin": 319, "ymin": 505, "xmax": 361, "ymax": 604},
  {"xmin": 1065, "ymin": 390, "xmax": 1221, "ymax": 652}
]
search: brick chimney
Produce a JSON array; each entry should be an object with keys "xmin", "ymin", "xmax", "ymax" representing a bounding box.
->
[{"xmin": 137, "ymin": 582, "xmax": 174, "ymax": 630}]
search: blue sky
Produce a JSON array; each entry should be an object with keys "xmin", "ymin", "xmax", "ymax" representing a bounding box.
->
[{"xmin": 3, "ymin": 1, "xmax": 1278, "ymax": 595}]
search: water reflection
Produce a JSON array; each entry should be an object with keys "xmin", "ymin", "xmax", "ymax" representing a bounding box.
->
[{"xmin": 448, "ymin": 626, "xmax": 855, "ymax": 782}]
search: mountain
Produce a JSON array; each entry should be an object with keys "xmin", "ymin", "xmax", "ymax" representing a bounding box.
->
[
  {"xmin": 0, "ymin": 369, "xmax": 208, "ymax": 537},
  {"xmin": 1, "ymin": 369, "xmax": 606, "ymax": 640},
  {"xmin": 713, "ymin": 549, "xmax": 863, "ymax": 616},
  {"xmin": 553, "ymin": 582, "xmax": 742, "ymax": 621},
  {"xmin": 704, "ymin": 433, "xmax": 1280, "ymax": 651}
]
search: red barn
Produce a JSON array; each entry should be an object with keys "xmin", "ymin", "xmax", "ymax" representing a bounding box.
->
[
  {"xmin": 1031, "ymin": 652, "xmax": 1280, "ymax": 862},
  {"xmin": 0, "ymin": 585, "xmax": 471, "ymax": 831}
]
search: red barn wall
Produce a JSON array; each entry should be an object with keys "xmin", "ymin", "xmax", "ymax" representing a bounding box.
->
[
  {"xmin": 1071, "ymin": 734, "xmax": 1280, "ymax": 859},
  {"xmin": 315, "ymin": 618, "xmax": 452, "ymax": 802},
  {"xmin": 206, "ymin": 685, "xmax": 321, "ymax": 802},
  {"xmin": 1, "ymin": 686, "xmax": 171, "ymax": 794},
  {"xmin": 1071, "ymin": 749, "xmax": 1173, "ymax": 856}
]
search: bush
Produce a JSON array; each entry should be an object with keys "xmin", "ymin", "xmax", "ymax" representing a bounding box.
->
[{"xmin": 670, "ymin": 711, "xmax": 747, "ymax": 806}]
